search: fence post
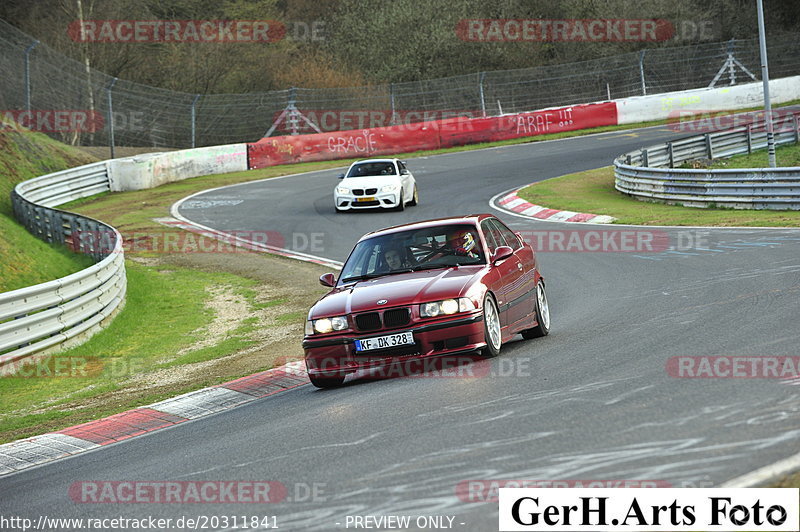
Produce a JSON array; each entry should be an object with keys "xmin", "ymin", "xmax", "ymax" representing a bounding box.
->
[
  {"xmin": 106, "ymin": 77, "xmax": 118, "ymax": 159},
  {"xmin": 389, "ymin": 83, "xmax": 396, "ymax": 125},
  {"xmin": 288, "ymin": 87, "xmax": 298, "ymax": 136},
  {"xmin": 191, "ymin": 94, "xmax": 200, "ymax": 148},
  {"xmin": 727, "ymin": 39, "xmax": 736, "ymax": 85},
  {"xmin": 639, "ymin": 50, "xmax": 647, "ymax": 96},
  {"xmin": 479, "ymin": 72, "xmax": 487, "ymax": 117},
  {"xmin": 606, "ymin": 82, "xmax": 611, "ymax": 101},
  {"xmin": 746, "ymin": 124, "xmax": 752, "ymax": 153},
  {"xmin": 23, "ymin": 40, "xmax": 39, "ymax": 113}
]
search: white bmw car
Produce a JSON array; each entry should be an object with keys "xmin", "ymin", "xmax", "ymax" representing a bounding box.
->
[{"xmin": 334, "ymin": 158, "xmax": 418, "ymax": 212}]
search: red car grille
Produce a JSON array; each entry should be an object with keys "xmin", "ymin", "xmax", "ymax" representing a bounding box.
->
[
  {"xmin": 383, "ymin": 308, "xmax": 410, "ymax": 327},
  {"xmin": 355, "ymin": 312, "xmax": 382, "ymax": 331},
  {"xmin": 354, "ymin": 308, "xmax": 411, "ymax": 331}
]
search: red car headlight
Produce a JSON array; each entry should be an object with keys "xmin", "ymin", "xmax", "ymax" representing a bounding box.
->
[
  {"xmin": 308, "ymin": 315, "xmax": 348, "ymax": 335},
  {"xmin": 420, "ymin": 297, "xmax": 475, "ymax": 318}
]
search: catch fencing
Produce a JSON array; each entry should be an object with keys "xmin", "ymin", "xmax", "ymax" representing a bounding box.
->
[
  {"xmin": 0, "ymin": 18, "xmax": 798, "ymax": 149},
  {"xmin": 614, "ymin": 111, "xmax": 800, "ymax": 209}
]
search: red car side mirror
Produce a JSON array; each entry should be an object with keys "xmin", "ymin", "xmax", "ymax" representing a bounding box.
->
[
  {"xmin": 492, "ymin": 246, "xmax": 514, "ymax": 263},
  {"xmin": 319, "ymin": 273, "xmax": 336, "ymax": 287}
]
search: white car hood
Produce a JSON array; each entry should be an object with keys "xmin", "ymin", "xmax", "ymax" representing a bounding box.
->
[{"xmin": 337, "ymin": 175, "xmax": 401, "ymax": 190}]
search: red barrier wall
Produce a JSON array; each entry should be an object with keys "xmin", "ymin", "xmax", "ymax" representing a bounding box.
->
[{"xmin": 248, "ymin": 102, "xmax": 617, "ymax": 169}]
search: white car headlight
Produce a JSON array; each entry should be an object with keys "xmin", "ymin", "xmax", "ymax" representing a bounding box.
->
[
  {"xmin": 310, "ymin": 315, "xmax": 348, "ymax": 334},
  {"xmin": 381, "ymin": 184, "xmax": 400, "ymax": 192},
  {"xmin": 336, "ymin": 186, "xmax": 350, "ymax": 195},
  {"xmin": 420, "ymin": 297, "xmax": 475, "ymax": 318},
  {"xmin": 421, "ymin": 302, "xmax": 441, "ymax": 317}
]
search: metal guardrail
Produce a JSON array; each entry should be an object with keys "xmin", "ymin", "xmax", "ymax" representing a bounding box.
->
[
  {"xmin": 1, "ymin": 161, "xmax": 126, "ymax": 366},
  {"xmin": 614, "ymin": 113, "xmax": 800, "ymax": 209}
]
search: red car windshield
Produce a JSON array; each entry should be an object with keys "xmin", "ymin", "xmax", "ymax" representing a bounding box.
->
[{"xmin": 339, "ymin": 224, "xmax": 485, "ymax": 283}]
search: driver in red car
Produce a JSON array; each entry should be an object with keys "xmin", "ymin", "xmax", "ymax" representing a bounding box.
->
[{"xmin": 446, "ymin": 229, "xmax": 480, "ymax": 259}]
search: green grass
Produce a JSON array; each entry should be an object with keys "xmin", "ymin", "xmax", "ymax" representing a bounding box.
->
[
  {"xmin": 0, "ymin": 124, "xmax": 98, "ymax": 291},
  {"xmin": 517, "ymin": 122, "xmax": 800, "ymax": 226},
  {"xmin": 705, "ymin": 141, "xmax": 800, "ymax": 169},
  {"xmin": 0, "ymin": 262, "xmax": 284, "ymax": 441},
  {"xmin": 0, "ymin": 220, "xmax": 94, "ymax": 292},
  {"xmin": 517, "ymin": 165, "xmax": 800, "ymax": 226}
]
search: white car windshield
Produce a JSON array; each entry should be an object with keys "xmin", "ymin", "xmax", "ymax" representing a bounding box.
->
[
  {"xmin": 339, "ymin": 224, "xmax": 486, "ymax": 283},
  {"xmin": 346, "ymin": 162, "xmax": 397, "ymax": 177}
]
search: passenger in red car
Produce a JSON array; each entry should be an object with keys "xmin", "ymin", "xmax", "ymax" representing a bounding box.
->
[{"xmin": 382, "ymin": 247, "xmax": 412, "ymax": 271}]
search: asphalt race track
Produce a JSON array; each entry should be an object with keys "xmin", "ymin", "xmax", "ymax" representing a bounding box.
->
[{"xmin": 3, "ymin": 125, "xmax": 800, "ymax": 530}]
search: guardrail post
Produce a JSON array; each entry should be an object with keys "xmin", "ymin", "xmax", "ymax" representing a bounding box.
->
[
  {"xmin": 23, "ymin": 40, "xmax": 39, "ymax": 113},
  {"xmin": 479, "ymin": 72, "xmax": 487, "ymax": 117},
  {"xmin": 793, "ymin": 113, "xmax": 799, "ymax": 144},
  {"xmin": 667, "ymin": 142, "xmax": 674, "ymax": 168},
  {"xmin": 106, "ymin": 77, "xmax": 118, "ymax": 159},
  {"xmin": 626, "ymin": 154, "xmax": 632, "ymax": 165},
  {"xmin": 641, "ymin": 148, "xmax": 649, "ymax": 167},
  {"xmin": 705, "ymin": 133, "xmax": 713, "ymax": 159},
  {"xmin": 746, "ymin": 124, "xmax": 752, "ymax": 153}
]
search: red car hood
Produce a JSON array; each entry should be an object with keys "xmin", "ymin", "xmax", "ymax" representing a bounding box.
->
[{"xmin": 310, "ymin": 266, "xmax": 485, "ymax": 318}]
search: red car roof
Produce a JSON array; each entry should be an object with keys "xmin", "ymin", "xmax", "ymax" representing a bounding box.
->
[{"xmin": 358, "ymin": 214, "xmax": 495, "ymax": 241}]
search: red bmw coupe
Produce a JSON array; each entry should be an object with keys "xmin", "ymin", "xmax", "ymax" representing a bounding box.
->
[{"xmin": 302, "ymin": 214, "xmax": 550, "ymax": 388}]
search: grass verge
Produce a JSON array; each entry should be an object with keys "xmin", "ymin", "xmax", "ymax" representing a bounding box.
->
[
  {"xmin": 0, "ymin": 247, "xmax": 329, "ymax": 443},
  {"xmin": 517, "ymin": 143, "xmax": 800, "ymax": 227},
  {"xmin": 703, "ymin": 140, "xmax": 800, "ymax": 169},
  {"xmin": 0, "ymin": 125, "xmax": 98, "ymax": 292},
  {"xmin": 1, "ymin": 160, "xmax": 349, "ymax": 442}
]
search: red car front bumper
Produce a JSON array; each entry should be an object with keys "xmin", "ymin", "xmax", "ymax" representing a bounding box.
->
[{"xmin": 302, "ymin": 312, "xmax": 485, "ymax": 378}]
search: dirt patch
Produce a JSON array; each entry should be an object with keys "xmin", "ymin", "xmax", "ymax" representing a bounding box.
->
[
  {"xmin": 128, "ymin": 256, "xmax": 162, "ymax": 267},
  {"xmin": 175, "ymin": 285, "xmax": 249, "ymax": 356}
]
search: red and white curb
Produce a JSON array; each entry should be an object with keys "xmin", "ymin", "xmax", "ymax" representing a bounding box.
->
[
  {"xmin": 0, "ymin": 362, "xmax": 308, "ymax": 476},
  {"xmin": 496, "ymin": 191, "xmax": 617, "ymax": 224}
]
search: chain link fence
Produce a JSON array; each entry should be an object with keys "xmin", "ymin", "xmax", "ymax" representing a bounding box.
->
[{"xmin": 1, "ymin": 19, "xmax": 798, "ymax": 150}]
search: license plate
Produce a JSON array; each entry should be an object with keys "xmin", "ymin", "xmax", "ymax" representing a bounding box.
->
[
  {"xmin": 355, "ymin": 196, "xmax": 376, "ymax": 202},
  {"xmin": 355, "ymin": 331, "xmax": 414, "ymax": 352}
]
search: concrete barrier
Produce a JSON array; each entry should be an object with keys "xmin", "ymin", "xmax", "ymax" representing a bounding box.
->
[
  {"xmin": 616, "ymin": 75, "xmax": 800, "ymax": 124},
  {"xmin": 108, "ymin": 144, "xmax": 248, "ymax": 191}
]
